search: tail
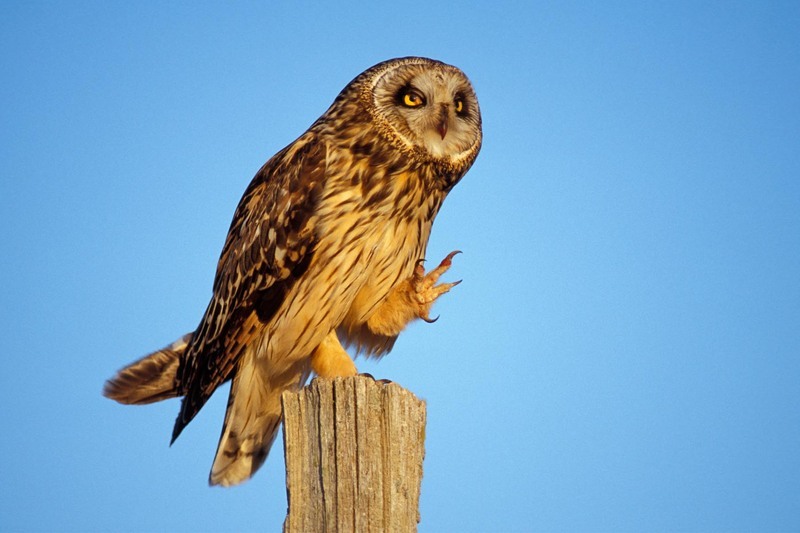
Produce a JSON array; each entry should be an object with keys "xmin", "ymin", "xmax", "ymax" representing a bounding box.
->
[
  {"xmin": 103, "ymin": 333, "xmax": 193, "ymax": 405},
  {"xmin": 209, "ymin": 348, "xmax": 310, "ymax": 487}
]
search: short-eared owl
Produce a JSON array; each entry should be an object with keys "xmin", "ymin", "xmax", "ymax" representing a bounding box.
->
[{"xmin": 103, "ymin": 57, "xmax": 482, "ymax": 487}]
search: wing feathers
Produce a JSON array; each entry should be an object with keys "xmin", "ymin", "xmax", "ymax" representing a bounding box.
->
[{"xmin": 171, "ymin": 134, "xmax": 326, "ymax": 443}]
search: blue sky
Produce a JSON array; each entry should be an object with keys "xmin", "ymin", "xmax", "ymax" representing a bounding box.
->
[{"xmin": 2, "ymin": 1, "xmax": 799, "ymax": 531}]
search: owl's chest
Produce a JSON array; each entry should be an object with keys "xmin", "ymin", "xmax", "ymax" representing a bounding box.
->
[
  {"xmin": 315, "ymin": 160, "xmax": 443, "ymax": 320},
  {"xmin": 340, "ymin": 207, "xmax": 433, "ymax": 326}
]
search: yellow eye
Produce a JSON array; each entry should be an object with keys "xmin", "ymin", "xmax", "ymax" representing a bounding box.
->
[
  {"xmin": 402, "ymin": 91, "xmax": 424, "ymax": 107},
  {"xmin": 454, "ymin": 98, "xmax": 464, "ymax": 113}
]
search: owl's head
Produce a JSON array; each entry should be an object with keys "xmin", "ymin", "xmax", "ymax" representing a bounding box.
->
[{"xmin": 360, "ymin": 57, "xmax": 482, "ymax": 165}]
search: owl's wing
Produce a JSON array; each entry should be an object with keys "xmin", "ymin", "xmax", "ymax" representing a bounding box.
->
[{"xmin": 171, "ymin": 133, "xmax": 325, "ymax": 443}]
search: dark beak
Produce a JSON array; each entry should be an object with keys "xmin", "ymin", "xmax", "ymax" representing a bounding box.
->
[
  {"xmin": 435, "ymin": 104, "xmax": 450, "ymax": 139},
  {"xmin": 436, "ymin": 116, "xmax": 448, "ymax": 139}
]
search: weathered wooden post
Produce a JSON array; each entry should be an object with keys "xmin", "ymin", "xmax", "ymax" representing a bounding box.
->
[{"xmin": 281, "ymin": 375, "xmax": 427, "ymax": 532}]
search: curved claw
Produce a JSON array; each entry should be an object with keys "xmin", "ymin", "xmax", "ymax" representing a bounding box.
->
[
  {"xmin": 437, "ymin": 250, "xmax": 462, "ymax": 270},
  {"xmin": 421, "ymin": 314, "xmax": 440, "ymax": 324}
]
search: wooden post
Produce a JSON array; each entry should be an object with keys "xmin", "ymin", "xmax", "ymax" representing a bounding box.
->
[{"xmin": 281, "ymin": 375, "xmax": 427, "ymax": 532}]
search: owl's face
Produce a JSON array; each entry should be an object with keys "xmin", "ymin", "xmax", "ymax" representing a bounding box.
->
[{"xmin": 368, "ymin": 58, "xmax": 482, "ymax": 162}]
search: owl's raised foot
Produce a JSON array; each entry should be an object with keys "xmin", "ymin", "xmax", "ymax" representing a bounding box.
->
[{"xmin": 412, "ymin": 250, "xmax": 462, "ymax": 323}]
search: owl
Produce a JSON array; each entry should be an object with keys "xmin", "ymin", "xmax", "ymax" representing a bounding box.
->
[{"xmin": 103, "ymin": 56, "xmax": 482, "ymax": 487}]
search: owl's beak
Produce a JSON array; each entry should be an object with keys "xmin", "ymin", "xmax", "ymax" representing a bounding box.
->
[{"xmin": 436, "ymin": 116, "xmax": 448, "ymax": 139}]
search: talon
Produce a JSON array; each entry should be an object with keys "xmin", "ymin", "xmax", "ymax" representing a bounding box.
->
[
  {"xmin": 442, "ymin": 250, "xmax": 462, "ymax": 266},
  {"xmin": 408, "ymin": 250, "xmax": 462, "ymax": 324},
  {"xmin": 359, "ymin": 372, "xmax": 375, "ymax": 380}
]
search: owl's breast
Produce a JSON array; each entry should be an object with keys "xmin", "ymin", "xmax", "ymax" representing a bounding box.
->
[
  {"xmin": 340, "ymin": 215, "xmax": 428, "ymax": 328},
  {"xmin": 313, "ymin": 144, "xmax": 446, "ymax": 347}
]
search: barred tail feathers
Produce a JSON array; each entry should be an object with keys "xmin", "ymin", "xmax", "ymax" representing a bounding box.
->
[
  {"xmin": 209, "ymin": 351, "xmax": 310, "ymax": 487},
  {"xmin": 103, "ymin": 333, "xmax": 192, "ymax": 405}
]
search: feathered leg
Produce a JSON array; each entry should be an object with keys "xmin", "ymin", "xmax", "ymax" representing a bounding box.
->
[{"xmin": 310, "ymin": 330, "xmax": 358, "ymax": 378}]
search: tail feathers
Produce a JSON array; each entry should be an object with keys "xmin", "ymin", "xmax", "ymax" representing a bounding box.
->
[
  {"xmin": 103, "ymin": 333, "xmax": 192, "ymax": 405},
  {"xmin": 209, "ymin": 352, "xmax": 309, "ymax": 487}
]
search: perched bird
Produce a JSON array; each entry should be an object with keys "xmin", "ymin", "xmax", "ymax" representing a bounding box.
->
[{"xmin": 103, "ymin": 56, "xmax": 482, "ymax": 487}]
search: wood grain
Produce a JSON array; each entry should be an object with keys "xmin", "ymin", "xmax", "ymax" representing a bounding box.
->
[{"xmin": 282, "ymin": 375, "xmax": 426, "ymax": 532}]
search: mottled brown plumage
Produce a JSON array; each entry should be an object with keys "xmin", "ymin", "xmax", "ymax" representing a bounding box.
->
[{"xmin": 103, "ymin": 56, "xmax": 482, "ymax": 486}]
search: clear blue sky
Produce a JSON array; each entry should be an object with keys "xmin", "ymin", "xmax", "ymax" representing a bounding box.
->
[{"xmin": 2, "ymin": 2, "xmax": 799, "ymax": 531}]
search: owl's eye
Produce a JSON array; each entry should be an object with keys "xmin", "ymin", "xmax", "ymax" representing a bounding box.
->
[
  {"xmin": 399, "ymin": 89, "xmax": 426, "ymax": 108},
  {"xmin": 454, "ymin": 97, "xmax": 465, "ymax": 114}
]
